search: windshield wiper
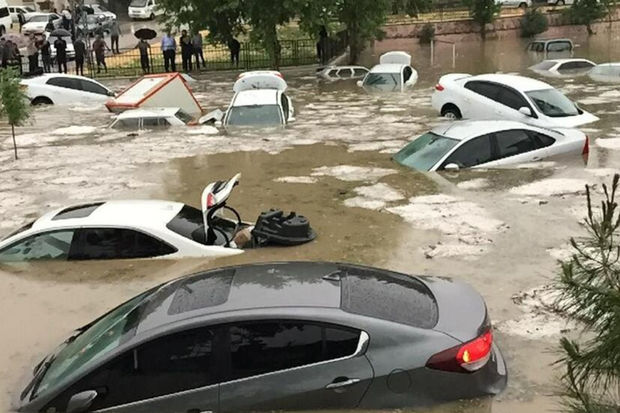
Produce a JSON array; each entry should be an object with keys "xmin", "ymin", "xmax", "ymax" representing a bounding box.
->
[{"xmin": 22, "ymin": 354, "xmax": 56, "ymax": 401}]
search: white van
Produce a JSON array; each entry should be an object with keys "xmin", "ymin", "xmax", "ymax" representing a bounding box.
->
[
  {"xmin": 0, "ymin": 0, "xmax": 12, "ymax": 35},
  {"xmin": 128, "ymin": 0, "xmax": 162, "ymax": 20}
]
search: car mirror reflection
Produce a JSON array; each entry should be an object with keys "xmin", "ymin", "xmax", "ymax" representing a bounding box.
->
[
  {"xmin": 444, "ymin": 163, "xmax": 460, "ymax": 172},
  {"xmin": 67, "ymin": 390, "xmax": 98, "ymax": 413}
]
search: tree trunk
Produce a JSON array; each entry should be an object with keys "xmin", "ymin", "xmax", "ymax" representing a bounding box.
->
[
  {"xmin": 11, "ymin": 124, "xmax": 17, "ymax": 160},
  {"xmin": 586, "ymin": 23, "xmax": 594, "ymax": 35}
]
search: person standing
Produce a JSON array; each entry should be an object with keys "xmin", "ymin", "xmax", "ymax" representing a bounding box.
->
[
  {"xmin": 45, "ymin": 16, "xmax": 55, "ymax": 33},
  {"xmin": 192, "ymin": 32, "xmax": 205, "ymax": 69},
  {"xmin": 0, "ymin": 38, "xmax": 7, "ymax": 69},
  {"xmin": 74, "ymin": 36, "xmax": 86, "ymax": 76},
  {"xmin": 161, "ymin": 30, "xmax": 176, "ymax": 72},
  {"xmin": 92, "ymin": 35, "xmax": 110, "ymax": 74},
  {"xmin": 179, "ymin": 29, "xmax": 192, "ymax": 72},
  {"xmin": 17, "ymin": 12, "xmax": 26, "ymax": 33},
  {"xmin": 26, "ymin": 35, "xmax": 39, "ymax": 73},
  {"xmin": 40, "ymin": 37, "xmax": 52, "ymax": 73},
  {"xmin": 53, "ymin": 36, "xmax": 67, "ymax": 73},
  {"xmin": 228, "ymin": 37, "xmax": 240, "ymax": 68},
  {"xmin": 109, "ymin": 20, "xmax": 121, "ymax": 54},
  {"xmin": 135, "ymin": 38, "xmax": 150, "ymax": 73},
  {"xmin": 94, "ymin": 22, "xmax": 104, "ymax": 38}
]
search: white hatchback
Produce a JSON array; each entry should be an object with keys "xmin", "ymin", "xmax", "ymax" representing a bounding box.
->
[
  {"xmin": 393, "ymin": 120, "xmax": 589, "ymax": 171},
  {"xmin": 358, "ymin": 51, "xmax": 418, "ymax": 92},
  {"xmin": 431, "ymin": 73, "xmax": 598, "ymax": 127},
  {"xmin": 21, "ymin": 74, "xmax": 114, "ymax": 106}
]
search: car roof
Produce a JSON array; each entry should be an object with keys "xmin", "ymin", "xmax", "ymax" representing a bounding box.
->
[
  {"xmin": 369, "ymin": 63, "xmax": 404, "ymax": 74},
  {"xmin": 22, "ymin": 73, "xmax": 100, "ymax": 84},
  {"xmin": 232, "ymin": 89, "xmax": 279, "ymax": 106},
  {"xmin": 469, "ymin": 73, "xmax": 552, "ymax": 91},
  {"xmin": 543, "ymin": 58, "xmax": 593, "ymax": 64},
  {"xmin": 31, "ymin": 200, "xmax": 184, "ymax": 232},
  {"xmin": 117, "ymin": 107, "xmax": 181, "ymax": 119},
  {"xmin": 530, "ymin": 38, "xmax": 572, "ymax": 43},
  {"xmin": 431, "ymin": 120, "xmax": 552, "ymax": 141}
]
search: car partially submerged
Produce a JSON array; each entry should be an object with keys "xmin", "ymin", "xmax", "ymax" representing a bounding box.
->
[
  {"xmin": 17, "ymin": 262, "xmax": 506, "ymax": 413},
  {"xmin": 0, "ymin": 174, "xmax": 315, "ymax": 261},
  {"xmin": 588, "ymin": 62, "xmax": 620, "ymax": 83},
  {"xmin": 529, "ymin": 58, "xmax": 595, "ymax": 78},
  {"xmin": 20, "ymin": 74, "xmax": 114, "ymax": 106},
  {"xmin": 358, "ymin": 51, "xmax": 418, "ymax": 92},
  {"xmin": 317, "ymin": 65, "xmax": 369, "ymax": 81},
  {"xmin": 527, "ymin": 38, "xmax": 574, "ymax": 56},
  {"xmin": 393, "ymin": 120, "xmax": 589, "ymax": 171},
  {"xmin": 109, "ymin": 107, "xmax": 195, "ymax": 129}
]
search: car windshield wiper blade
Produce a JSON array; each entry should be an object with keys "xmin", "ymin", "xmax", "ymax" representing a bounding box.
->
[{"xmin": 24, "ymin": 354, "xmax": 56, "ymax": 400}]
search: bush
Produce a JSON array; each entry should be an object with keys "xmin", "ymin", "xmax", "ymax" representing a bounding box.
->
[
  {"xmin": 564, "ymin": 0, "xmax": 607, "ymax": 35},
  {"xmin": 419, "ymin": 23, "xmax": 435, "ymax": 43},
  {"xmin": 520, "ymin": 8, "xmax": 549, "ymax": 37}
]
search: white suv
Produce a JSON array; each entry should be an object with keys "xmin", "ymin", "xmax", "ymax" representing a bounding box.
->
[{"xmin": 0, "ymin": 0, "xmax": 11, "ymax": 35}]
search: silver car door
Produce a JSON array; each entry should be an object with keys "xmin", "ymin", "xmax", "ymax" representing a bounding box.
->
[{"xmin": 483, "ymin": 129, "xmax": 548, "ymax": 167}]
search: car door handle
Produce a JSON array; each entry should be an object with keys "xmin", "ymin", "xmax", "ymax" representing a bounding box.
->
[{"xmin": 325, "ymin": 378, "xmax": 361, "ymax": 389}]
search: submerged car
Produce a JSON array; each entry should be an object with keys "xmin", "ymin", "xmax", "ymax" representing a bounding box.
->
[
  {"xmin": 17, "ymin": 261, "xmax": 506, "ymax": 413},
  {"xmin": 431, "ymin": 73, "xmax": 599, "ymax": 127},
  {"xmin": 317, "ymin": 65, "xmax": 369, "ymax": 81},
  {"xmin": 527, "ymin": 38, "xmax": 573, "ymax": 56},
  {"xmin": 393, "ymin": 120, "xmax": 589, "ymax": 171},
  {"xmin": 20, "ymin": 74, "xmax": 114, "ymax": 105},
  {"xmin": 109, "ymin": 107, "xmax": 195, "ymax": 129},
  {"xmin": 358, "ymin": 51, "xmax": 418, "ymax": 92},
  {"xmin": 0, "ymin": 174, "xmax": 314, "ymax": 261},
  {"xmin": 588, "ymin": 62, "xmax": 620, "ymax": 83},
  {"xmin": 529, "ymin": 58, "xmax": 595, "ymax": 77}
]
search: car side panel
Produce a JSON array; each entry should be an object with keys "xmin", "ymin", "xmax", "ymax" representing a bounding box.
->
[{"xmin": 94, "ymin": 386, "xmax": 219, "ymax": 413}]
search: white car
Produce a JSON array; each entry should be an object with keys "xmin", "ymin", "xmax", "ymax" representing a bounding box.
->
[
  {"xmin": 21, "ymin": 74, "xmax": 114, "ymax": 105},
  {"xmin": 110, "ymin": 107, "xmax": 194, "ymax": 129},
  {"xmin": 128, "ymin": 0, "xmax": 162, "ymax": 20},
  {"xmin": 21, "ymin": 12, "xmax": 60, "ymax": 34},
  {"xmin": 47, "ymin": 32, "xmax": 76, "ymax": 60},
  {"xmin": 496, "ymin": 0, "xmax": 531, "ymax": 8},
  {"xmin": 358, "ymin": 51, "xmax": 418, "ymax": 92},
  {"xmin": 527, "ymin": 38, "xmax": 574, "ymax": 54},
  {"xmin": 589, "ymin": 62, "xmax": 620, "ymax": 82},
  {"xmin": 547, "ymin": 0, "xmax": 573, "ymax": 5},
  {"xmin": 8, "ymin": 5, "xmax": 36, "ymax": 23},
  {"xmin": 393, "ymin": 120, "xmax": 589, "ymax": 172},
  {"xmin": 529, "ymin": 58, "xmax": 595, "ymax": 77},
  {"xmin": 317, "ymin": 65, "xmax": 369, "ymax": 81},
  {"xmin": 0, "ymin": 0, "xmax": 10, "ymax": 35},
  {"xmin": 220, "ymin": 71, "xmax": 295, "ymax": 128},
  {"xmin": 88, "ymin": 3, "xmax": 117, "ymax": 20},
  {"xmin": 431, "ymin": 73, "xmax": 599, "ymax": 127}
]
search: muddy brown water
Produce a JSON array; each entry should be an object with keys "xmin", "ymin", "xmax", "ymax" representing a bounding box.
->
[{"xmin": 1, "ymin": 33, "xmax": 620, "ymax": 412}]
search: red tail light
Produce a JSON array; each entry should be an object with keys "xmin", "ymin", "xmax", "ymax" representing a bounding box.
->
[
  {"xmin": 426, "ymin": 330, "xmax": 493, "ymax": 373},
  {"xmin": 206, "ymin": 192, "xmax": 215, "ymax": 208},
  {"xmin": 435, "ymin": 84, "xmax": 444, "ymax": 91}
]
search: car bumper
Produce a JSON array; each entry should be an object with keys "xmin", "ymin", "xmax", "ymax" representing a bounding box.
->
[{"xmin": 128, "ymin": 11, "xmax": 148, "ymax": 18}]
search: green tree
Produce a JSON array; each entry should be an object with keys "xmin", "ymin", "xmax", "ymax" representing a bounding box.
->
[
  {"xmin": 0, "ymin": 68, "xmax": 30, "ymax": 160},
  {"xmin": 564, "ymin": 0, "xmax": 607, "ymax": 35},
  {"xmin": 391, "ymin": 0, "xmax": 433, "ymax": 17},
  {"xmin": 520, "ymin": 8, "xmax": 549, "ymax": 38},
  {"xmin": 554, "ymin": 174, "xmax": 620, "ymax": 413},
  {"xmin": 337, "ymin": 0, "xmax": 391, "ymax": 64},
  {"xmin": 464, "ymin": 0, "xmax": 501, "ymax": 39}
]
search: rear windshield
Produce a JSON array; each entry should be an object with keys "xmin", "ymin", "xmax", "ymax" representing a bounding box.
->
[
  {"xmin": 363, "ymin": 73, "xmax": 401, "ymax": 92},
  {"xmin": 341, "ymin": 267, "xmax": 438, "ymax": 328},
  {"xmin": 166, "ymin": 205, "xmax": 207, "ymax": 245},
  {"xmin": 227, "ymin": 105, "xmax": 283, "ymax": 126},
  {"xmin": 393, "ymin": 132, "xmax": 459, "ymax": 171}
]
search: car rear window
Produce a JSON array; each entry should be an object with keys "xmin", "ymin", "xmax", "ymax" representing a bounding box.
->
[
  {"xmin": 52, "ymin": 203, "xmax": 104, "ymax": 220},
  {"xmin": 341, "ymin": 267, "xmax": 438, "ymax": 328},
  {"xmin": 168, "ymin": 269, "xmax": 235, "ymax": 315},
  {"xmin": 166, "ymin": 205, "xmax": 207, "ymax": 245}
]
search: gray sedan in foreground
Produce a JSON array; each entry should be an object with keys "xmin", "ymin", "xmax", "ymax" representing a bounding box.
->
[{"xmin": 17, "ymin": 262, "xmax": 507, "ymax": 413}]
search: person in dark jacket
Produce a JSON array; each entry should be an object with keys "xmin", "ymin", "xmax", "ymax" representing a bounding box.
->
[
  {"xmin": 179, "ymin": 30, "xmax": 192, "ymax": 72},
  {"xmin": 40, "ymin": 38, "xmax": 52, "ymax": 73},
  {"xmin": 0, "ymin": 38, "xmax": 8, "ymax": 68},
  {"xmin": 135, "ymin": 38, "xmax": 150, "ymax": 73},
  {"xmin": 74, "ymin": 36, "xmax": 86, "ymax": 76},
  {"xmin": 17, "ymin": 12, "xmax": 26, "ymax": 33},
  {"xmin": 192, "ymin": 32, "xmax": 205, "ymax": 69},
  {"xmin": 45, "ymin": 16, "xmax": 55, "ymax": 33},
  {"xmin": 54, "ymin": 36, "xmax": 68, "ymax": 73},
  {"xmin": 228, "ymin": 37, "xmax": 240, "ymax": 67},
  {"xmin": 93, "ymin": 35, "xmax": 110, "ymax": 73}
]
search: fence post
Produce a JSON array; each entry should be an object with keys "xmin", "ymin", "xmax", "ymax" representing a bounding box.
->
[
  {"xmin": 452, "ymin": 43, "xmax": 456, "ymax": 68},
  {"xmin": 430, "ymin": 39, "xmax": 434, "ymax": 66}
]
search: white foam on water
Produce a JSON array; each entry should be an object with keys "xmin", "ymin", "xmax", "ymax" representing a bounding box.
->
[
  {"xmin": 351, "ymin": 183, "xmax": 404, "ymax": 202},
  {"xmin": 343, "ymin": 197, "xmax": 386, "ymax": 210},
  {"xmin": 510, "ymin": 179, "xmax": 589, "ymax": 197},
  {"xmin": 311, "ymin": 165, "xmax": 396, "ymax": 182},
  {"xmin": 423, "ymin": 243, "xmax": 489, "ymax": 259},
  {"xmin": 185, "ymin": 126, "xmax": 220, "ymax": 135},
  {"xmin": 515, "ymin": 161, "xmax": 557, "ymax": 169},
  {"xmin": 456, "ymin": 178, "xmax": 489, "ymax": 190},
  {"xmin": 274, "ymin": 176, "xmax": 318, "ymax": 184},
  {"xmin": 585, "ymin": 168, "xmax": 618, "ymax": 177},
  {"xmin": 347, "ymin": 140, "xmax": 407, "ymax": 152},
  {"xmin": 52, "ymin": 126, "xmax": 97, "ymax": 135},
  {"xmin": 595, "ymin": 138, "xmax": 620, "ymax": 149}
]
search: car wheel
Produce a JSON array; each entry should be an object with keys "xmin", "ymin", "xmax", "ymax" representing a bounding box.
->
[
  {"xmin": 32, "ymin": 96, "xmax": 53, "ymax": 106},
  {"xmin": 556, "ymin": 0, "xmax": 565, "ymax": 4},
  {"xmin": 441, "ymin": 104, "xmax": 462, "ymax": 120},
  {"xmin": 149, "ymin": 13, "xmax": 155, "ymax": 20},
  {"xmin": 519, "ymin": 2, "xmax": 527, "ymax": 7}
]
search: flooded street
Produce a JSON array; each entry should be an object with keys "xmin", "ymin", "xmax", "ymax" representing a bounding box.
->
[{"xmin": 1, "ymin": 32, "xmax": 620, "ymax": 412}]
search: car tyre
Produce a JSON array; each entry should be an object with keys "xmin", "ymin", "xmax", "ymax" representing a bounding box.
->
[
  {"xmin": 556, "ymin": 0, "xmax": 565, "ymax": 4},
  {"xmin": 441, "ymin": 104, "xmax": 462, "ymax": 120},
  {"xmin": 149, "ymin": 13, "xmax": 155, "ymax": 20},
  {"xmin": 32, "ymin": 96, "xmax": 53, "ymax": 106},
  {"xmin": 519, "ymin": 2, "xmax": 527, "ymax": 7}
]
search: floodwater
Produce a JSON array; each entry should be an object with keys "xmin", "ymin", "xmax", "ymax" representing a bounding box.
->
[{"xmin": 1, "ymin": 32, "xmax": 620, "ymax": 412}]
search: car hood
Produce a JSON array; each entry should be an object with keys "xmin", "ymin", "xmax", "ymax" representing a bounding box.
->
[{"xmin": 541, "ymin": 110, "xmax": 599, "ymax": 127}]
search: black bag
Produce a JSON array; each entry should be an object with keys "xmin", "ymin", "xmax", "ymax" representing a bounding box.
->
[{"xmin": 252, "ymin": 209, "xmax": 316, "ymax": 246}]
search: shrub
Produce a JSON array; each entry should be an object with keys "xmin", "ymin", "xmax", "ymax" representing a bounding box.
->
[
  {"xmin": 520, "ymin": 8, "xmax": 549, "ymax": 37},
  {"xmin": 419, "ymin": 23, "xmax": 435, "ymax": 43}
]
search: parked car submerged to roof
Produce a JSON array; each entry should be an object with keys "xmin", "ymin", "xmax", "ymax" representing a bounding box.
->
[
  {"xmin": 588, "ymin": 62, "xmax": 620, "ymax": 83},
  {"xmin": 358, "ymin": 51, "xmax": 418, "ymax": 92},
  {"xmin": 317, "ymin": 65, "xmax": 369, "ymax": 81},
  {"xmin": 21, "ymin": 12, "xmax": 60, "ymax": 35},
  {"xmin": 529, "ymin": 58, "xmax": 595, "ymax": 77},
  {"xmin": 393, "ymin": 120, "xmax": 589, "ymax": 171},
  {"xmin": 431, "ymin": 73, "xmax": 599, "ymax": 127},
  {"xmin": 17, "ymin": 261, "xmax": 506, "ymax": 413},
  {"xmin": 20, "ymin": 74, "xmax": 114, "ymax": 105},
  {"xmin": 110, "ymin": 107, "xmax": 195, "ymax": 129},
  {"xmin": 527, "ymin": 38, "xmax": 573, "ymax": 55}
]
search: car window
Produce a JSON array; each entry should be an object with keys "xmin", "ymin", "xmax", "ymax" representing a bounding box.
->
[
  {"xmin": 526, "ymin": 88, "xmax": 578, "ymax": 117},
  {"xmin": 353, "ymin": 68, "xmax": 367, "ymax": 77},
  {"xmin": 226, "ymin": 321, "xmax": 360, "ymax": 381},
  {"xmin": 0, "ymin": 230, "xmax": 75, "ymax": 261},
  {"xmin": 496, "ymin": 85, "xmax": 529, "ymax": 110},
  {"xmin": 112, "ymin": 118, "xmax": 141, "ymax": 129},
  {"xmin": 142, "ymin": 117, "xmax": 171, "ymax": 127},
  {"xmin": 547, "ymin": 41, "xmax": 572, "ymax": 52},
  {"xmin": 327, "ymin": 69, "xmax": 338, "ymax": 77},
  {"xmin": 175, "ymin": 109, "xmax": 193, "ymax": 124},
  {"xmin": 70, "ymin": 228, "xmax": 176, "ymax": 260},
  {"xmin": 495, "ymin": 129, "xmax": 537, "ymax": 158},
  {"xmin": 45, "ymin": 326, "xmax": 217, "ymax": 412},
  {"xmin": 559, "ymin": 61, "xmax": 594, "ymax": 71},
  {"xmin": 336, "ymin": 68, "xmax": 352, "ymax": 78},
  {"xmin": 393, "ymin": 132, "xmax": 460, "ymax": 171},
  {"xmin": 1, "ymin": 220, "xmax": 35, "ymax": 241},
  {"xmin": 527, "ymin": 130, "xmax": 556, "ymax": 148},
  {"xmin": 403, "ymin": 66, "xmax": 413, "ymax": 82},
  {"xmin": 0, "ymin": 7, "xmax": 9, "ymax": 18},
  {"xmin": 226, "ymin": 104, "xmax": 283, "ymax": 126},
  {"xmin": 464, "ymin": 81, "xmax": 499, "ymax": 101},
  {"xmin": 363, "ymin": 73, "xmax": 401, "ymax": 92},
  {"xmin": 79, "ymin": 79, "xmax": 109, "ymax": 95},
  {"xmin": 441, "ymin": 134, "xmax": 494, "ymax": 169},
  {"xmin": 47, "ymin": 77, "xmax": 81, "ymax": 90}
]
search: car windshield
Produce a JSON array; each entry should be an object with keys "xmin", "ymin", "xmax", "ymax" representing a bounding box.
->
[
  {"xmin": 526, "ymin": 88, "xmax": 579, "ymax": 117},
  {"xmin": 227, "ymin": 104, "xmax": 283, "ymax": 126},
  {"xmin": 32, "ymin": 290, "xmax": 152, "ymax": 399},
  {"xmin": 530, "ymin": 61, "xmax": 557, "ymax": 71},
  {"xmin": 175, "ymin": 109, "xmax": 193, "ymax": 124},
  {"xmin": 130, "ymin": 0, "xmax": 148, "ymax": 6},
  {"xmin": 393, "ymin": 132, "xmax": 460, "ymax": 171},
  {"xmin": 29, "ymin": 15, "xmax": 49, "ymax": 22},
  {"xmin": 363, "ymin": 72, "xmax": 401, "ymax": 92}
]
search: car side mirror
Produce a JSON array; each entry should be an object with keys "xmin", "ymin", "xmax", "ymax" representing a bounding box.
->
[
  {"xmin": 518, "ymin": 106, "xmax": 533, "ymax": 117},
  {"xmin": 107, "ymin": 91, "xmax": 115, "ymax": 97},
  {"xmin": 67, "ymin": 390, "xmax": 98, "ymax": 413},
  {"xmin": 356, "ymin": 80, "xmax": 363, "ymax": 87},
  {"xmin": 444, "ymin": 163, "xmax": 460, "ymax": 172}
]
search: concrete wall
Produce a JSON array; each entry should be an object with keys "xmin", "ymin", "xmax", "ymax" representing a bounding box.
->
[{"xmin": 381, "ymin": 7, "xmax": 620, "ymax": 42}]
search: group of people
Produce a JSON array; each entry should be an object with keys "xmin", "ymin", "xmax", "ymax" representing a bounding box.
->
[{"xmin": 159, "ymin": 30, "xmax": 241, "ymax": 73}]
